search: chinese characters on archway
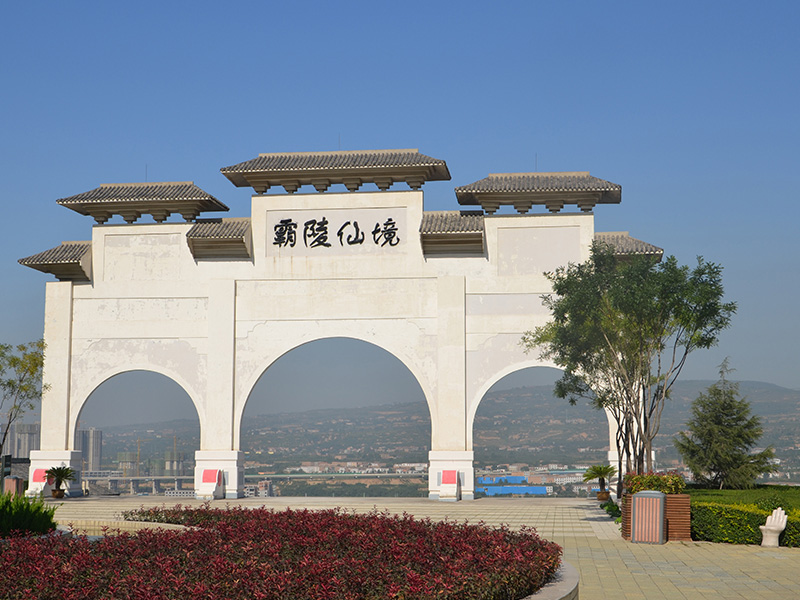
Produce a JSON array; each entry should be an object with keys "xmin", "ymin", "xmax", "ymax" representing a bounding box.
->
[{"xmin": 273, "ymin": 217, "xmax": 400, "ymax": 249}]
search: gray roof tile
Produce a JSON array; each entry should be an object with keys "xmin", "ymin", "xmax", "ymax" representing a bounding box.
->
[
  {"xmin": 222, "ymin": 149, "xmax": 449, "ymax": 175},
  {"xmin": 594, "ymin": 231, "xmax": 663, "ymax": 257},
  {"xmin": 420, "ymin": 211, "xmax": 484, "ymax": 234},
  {"xmin": 19, "ymin": 241, "xmax": 91, "ymax": 265},
  {"xmin": 57, "ymin": 182, "xmax": 225, "ymax": 206},
  {"xmin": 186, "ymin": 218, "xmax": 251, "ymax": 240},
  {"xmin": 457, "ymin": 172, "xmax": 621, "ymax": 195},
  {"xmin": 18, "ymin": 241, "xmax": 92, "ymax": 281},
  {"xmin": 220, "ymin": 149, "xmax": 450, "ymax": 192},
  {"xmin": 455, "ymin": 172, "xmax": 621, "ymax": 213},
  {"xmin": 55, "ymin": 181, "xmax": 228, "ymax": 224}
]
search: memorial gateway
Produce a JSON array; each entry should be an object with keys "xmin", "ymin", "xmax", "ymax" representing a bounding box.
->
[{"xmin": 20, "ymin": 149, "xmax": 661, "ymax": 500}]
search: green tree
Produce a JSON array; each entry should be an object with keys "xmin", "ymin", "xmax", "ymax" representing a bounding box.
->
[
  {"xmin": 0, "ymin": 340, "xmax": 47, "ymax": 457},
  {"xmin": 582, "ymin": 464, "xmax": 616, "ymax": 493},
  {"xmin": 674, "ymin": 361, "xmax": 776, "ymax": 489},
  {"xmin": 521, "ymin": 244, "xmax": 735, "ymax": 492}
]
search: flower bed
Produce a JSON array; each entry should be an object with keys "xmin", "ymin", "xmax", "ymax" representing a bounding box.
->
[{"xmin": 0, "ymin": 506, "xmax": 562, "ymax": 599}]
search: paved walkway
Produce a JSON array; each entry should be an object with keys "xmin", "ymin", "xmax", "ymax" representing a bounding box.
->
[{"xmin": 47, "ymin": 496, "xmax": 799, "ymax": 600}]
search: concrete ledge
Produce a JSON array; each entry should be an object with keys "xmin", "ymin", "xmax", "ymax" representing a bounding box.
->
[
  {"xmin": 524, "ymin": 561, "xmax": 579, "ymax": 600},
  {"xmin": 60, "ymin": 520, "xmax": 188, "ymax": 536}
]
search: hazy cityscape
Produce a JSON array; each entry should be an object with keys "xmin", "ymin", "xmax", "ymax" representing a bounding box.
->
[{"xmin": 7, "ymin": 378, "xmax": 797, "ymax": 498}]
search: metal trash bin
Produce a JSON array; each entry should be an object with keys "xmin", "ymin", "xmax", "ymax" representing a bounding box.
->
[
  {"xmin": 631, "ymin": 490, "xmax": 666, "ymax": 544},
  {"xmin": 4, "ymin": 476, "xmax": 25, "ymax": 497}
]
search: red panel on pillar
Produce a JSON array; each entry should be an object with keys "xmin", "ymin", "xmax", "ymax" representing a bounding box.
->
[
  {"xmin": 202, "ymin": 469, "xmax": 220, "ymax": 483},
  {"xmin": 442, "ymin": 470, "xmax": 458, "ymax": 484}
]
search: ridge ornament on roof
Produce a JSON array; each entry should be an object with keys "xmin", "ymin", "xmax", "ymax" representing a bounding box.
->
[
  {"xmin": 220, "ymin": 149, "xmax": 451, "ymax": 194},
  {"xmin": 455, "ymin": 171, "xmax": 621, "ymax": 214},
  {"xmin": 56, "ymin": 182, "xmax": 229, "ymax": 224}
]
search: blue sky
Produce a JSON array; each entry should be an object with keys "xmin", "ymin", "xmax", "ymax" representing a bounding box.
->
[{"xmin": 2, "ymin": 2, "xmax": 798, "ymax": 424}]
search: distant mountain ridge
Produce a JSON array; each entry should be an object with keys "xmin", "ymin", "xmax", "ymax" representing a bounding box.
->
[{"xmin": 97, "ymin": 380, "xmax": 800, "ymax": 470}]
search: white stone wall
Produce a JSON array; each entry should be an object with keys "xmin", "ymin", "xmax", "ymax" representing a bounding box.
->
[{"xmin": 30, "ymin": 189, "xmax": 596, "ymax": 500}]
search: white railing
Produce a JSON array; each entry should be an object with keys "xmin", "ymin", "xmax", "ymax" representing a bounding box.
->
[{"xmin": 164, "ymin": 490, "xmax": 195, "ymax": 497}]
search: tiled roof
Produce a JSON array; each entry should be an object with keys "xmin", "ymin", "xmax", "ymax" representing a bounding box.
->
[
  {"xmin": 56, "ymin": 182, "xmax": 228, "ymax": 224},
  {"xmin": 18, "ymin": 241, "xmax": 92, "ymax": 281},
  {"xmin": 220, "ymin": 149, "xmax": 450, "ymax": 193},
  {"xmin": 420, "ymin": 211, "xmax": 484, "ymax": 234},
  {"xmin": 57, "ymin": 182, "xmax": 223, "ymax": 205},
  {"xmin": 186, "ymin": 218, "xmax": 252, "ymax": 260},
  {"xmin": 420, "ymin": 211, "xmax": 485, "ymax": 257},
  {"xmin": 457, "ymin": 172, "xmax": 621, "ymax": 195},
  {"xmin": 455, "ymin": 172, "xmax": 621, "ymax": 214},
  {"xmin": 223, "ymin": 149, "xmax": 449, "ymax": 175},
  {"xmin": 186, "ymin": 218, "xmax": 251, "ymax": 240},
  {"xmin": 594, "ymin": 232, "xmax": 663, "ymax": 257}
]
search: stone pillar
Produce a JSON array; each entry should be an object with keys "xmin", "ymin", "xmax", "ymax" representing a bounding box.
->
[
  {"xmin": 428, "ymin": 276, "xmax": 474, "ymax": 500},
  {"xmin": 194, "ymin": 450, "xmax": 244, "ymax": 500},
  {"xmin": 39, "ymin": 281, "xmax": 74, "ymax": 451},
  {"xmin": 26, "ymin": 451, "xmax": 83, "ymax": 497},
  {"xmin": 27, "ymin": 282, "xmax": 82, "ymax": 496},
  {"xmin": 197, "ymin": 279, "xmax": 243, "ymax": 498}
]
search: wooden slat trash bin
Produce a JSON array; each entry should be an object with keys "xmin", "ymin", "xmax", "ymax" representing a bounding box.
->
[{"xmin": 631, "ymin": 490, "xmax": 666, "ymax": 544}]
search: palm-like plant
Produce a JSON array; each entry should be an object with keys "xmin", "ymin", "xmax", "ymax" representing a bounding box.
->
[
  {"xmin": 45, "ymin": 465, "xmax": 76, "ymax": 491},
  {"xmin": 582, "ymin": 464, "xmax": 617, "ymax": 493}
]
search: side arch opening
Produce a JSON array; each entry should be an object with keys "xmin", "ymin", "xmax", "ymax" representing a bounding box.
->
[
  {"xmin": 471, "ymin": 366, "xmax": 609, "ymax": 498},
  {"xmin": 240, "ymin": 337, "xmax": 431, "ymax": 497},
  {"xmin": 74, "ymin": 370, "xmax": 201, "ymax": 496}
]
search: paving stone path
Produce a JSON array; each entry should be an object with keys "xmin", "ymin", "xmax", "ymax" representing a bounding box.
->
[{"xmin": 48, "ymin": 496, "xmax": 800, "ymax": 599}]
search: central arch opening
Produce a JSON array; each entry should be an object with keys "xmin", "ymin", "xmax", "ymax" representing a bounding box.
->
[{"xmin": 242, "ymin": 337, "xmax": 430, "ymax": 497}]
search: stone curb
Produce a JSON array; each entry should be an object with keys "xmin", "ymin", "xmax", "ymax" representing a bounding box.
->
[{"xmin": 524, "ymin": 561, "xmax": 579, "ymax": 600}]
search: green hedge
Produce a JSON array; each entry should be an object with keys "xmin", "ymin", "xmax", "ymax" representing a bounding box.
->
[
  {"xmin": 624, "ymin": 472, "xmax": 686, "ymax": 495},
  {"xmin": 687, "ymin": 485, "xmax": 800, "ymax": 511},
  {"xmin": 691, "ymin": 501, "xmax": 800, "ymax": 546},
  {"xmin": 0, "ymin": 492, "xmax": 57, "ymax": 536}
]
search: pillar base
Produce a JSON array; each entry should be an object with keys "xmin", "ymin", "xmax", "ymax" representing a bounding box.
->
[
  {"xmin": 194, "ymin": 450, "xmax": 244, "ymax": 499},
  {"xmin": 26, "ymin": 451, "xmax": 84, "ymax": 497},
  {"xmin": 428, "ymin": 450, "xmax": 474, "ymax": 501}
]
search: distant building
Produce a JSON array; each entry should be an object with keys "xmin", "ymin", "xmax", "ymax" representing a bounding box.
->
[
  {"xmin": 9, "ymin": 423, "xmax": 40, "ymax": 459},
  {"xmin": 75, "ymin": 429, "xmax": 103, "ymax": 472}
]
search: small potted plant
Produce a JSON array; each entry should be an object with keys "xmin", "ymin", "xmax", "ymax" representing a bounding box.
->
[
  {"xmin": 583, "ymin": 464, "xmax": 617, "ymax": 501},
  {"xmin": 45, "ymin": 465, "xmax": 76, "ymax": 499}
]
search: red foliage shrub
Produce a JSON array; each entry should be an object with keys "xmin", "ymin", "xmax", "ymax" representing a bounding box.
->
[{"xmin": 0, "ymin": 506, "xmax": 561, "ymax": 599}]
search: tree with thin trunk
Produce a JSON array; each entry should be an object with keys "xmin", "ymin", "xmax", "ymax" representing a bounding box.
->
[
  {"xmin": 521, "ymin": 244, "xmax": 735, "ymax": 494},
  {"xmin": 0, "ymin": 340, "xmax": 47, "ymax": 458}
]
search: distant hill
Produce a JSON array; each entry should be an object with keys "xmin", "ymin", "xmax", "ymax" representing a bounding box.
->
[{"xmin": 97, "ymin": 380, "xmax": 800, "ymax": 471}]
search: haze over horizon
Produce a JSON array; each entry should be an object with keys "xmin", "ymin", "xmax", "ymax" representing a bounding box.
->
[{"xmin": 3, "ymin": 2, "xmax": 798, "ymax": 428}]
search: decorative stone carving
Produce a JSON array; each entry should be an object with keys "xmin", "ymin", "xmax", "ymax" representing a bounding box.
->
[{"xmin": 760, "ymin": 507, "xmax": 787, "ymax": 547}]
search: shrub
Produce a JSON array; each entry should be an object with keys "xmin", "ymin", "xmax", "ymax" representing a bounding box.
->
[
  {"xmin": 624, "ymin": 471, "xmax": 686, "ymax": 495},
  {"xmin": 691, "ymin": 501, "xmax": 800, "ymax": 547},
  {"xmin": 0, "ymin": 493, "xmax": 56, "ymax": 536},
  {"xmin": 2, "ymin": 506, "xmax": 562, "ymax": 599},
  {"xmin": 754, "ymin": 493, "xmax": 789, "ymax": 513},
  {"xmin": 599, "ymin": 500, "xmax": 621, "ymax": 518}
]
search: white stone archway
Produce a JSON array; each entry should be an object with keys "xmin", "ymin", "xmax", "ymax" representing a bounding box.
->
[{"xmin": 21, "ymin": 149, "xmax": 661, "ymax": 499}]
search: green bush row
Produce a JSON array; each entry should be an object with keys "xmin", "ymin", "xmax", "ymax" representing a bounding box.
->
[
  {"xmin": 687, "ymin": 485, "xmax": 800, "ymax": 512},
  {"xmin": 0, "ymin": 492, "xmax": 57, "ymax": 536},
  {"xmin": 691, "ymin": 501, "xmax": 800, "ymax": 546},
  {"xmin": 624, "ymin": 472, "xmax": 686, "ymax": 495}
]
